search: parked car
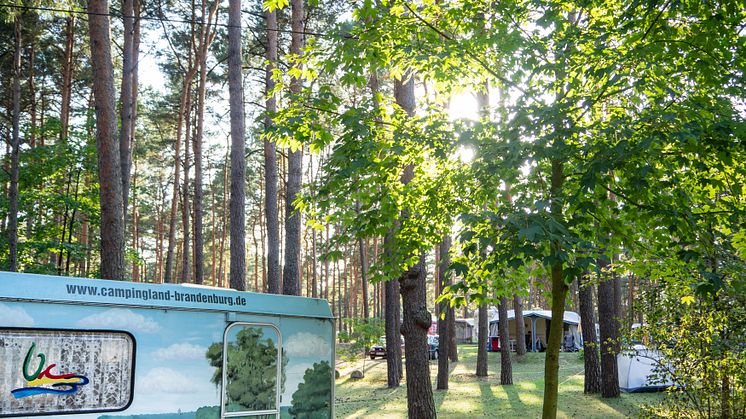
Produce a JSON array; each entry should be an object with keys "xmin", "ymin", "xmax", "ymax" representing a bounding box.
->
[
  {"xmin": 428, "ymin": 335, "xmax": 439, "ymax": 360},
  {"xmin": 369, "ymin": 336, "xmax": 404, "ymax": 360}
]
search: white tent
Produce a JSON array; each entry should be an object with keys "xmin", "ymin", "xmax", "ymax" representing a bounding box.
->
[{"xmin": 617, "ymin": 344, "xmax": 675, "ymax": 392}]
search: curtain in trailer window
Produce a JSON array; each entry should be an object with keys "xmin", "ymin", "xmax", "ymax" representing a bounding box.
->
[{"xmin": 0, "ymin": 329, "xmax": 135, "ymax": 417}]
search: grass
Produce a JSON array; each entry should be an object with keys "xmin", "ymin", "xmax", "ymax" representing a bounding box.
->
[{"xmin": 335, "ymin": 344, "xmax": 663, "ymax": 418}]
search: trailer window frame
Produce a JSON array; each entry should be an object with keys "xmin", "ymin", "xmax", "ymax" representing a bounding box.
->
[
  {"xmin": 0, "ymin": 327, "xmax": 136, "ymax": 418},
  {"xmin": 220, "ymin": 322, "xmax": 282, "ymax": 419}
]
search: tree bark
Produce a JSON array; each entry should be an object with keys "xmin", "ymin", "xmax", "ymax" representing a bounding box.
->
[
  {"xmin": 88, "ymin": 0, "xmax": 125, "ymax": 280},
  {"xmin": 265, "ymin": 5, "xmax": 281, "ymax": 294},
  {"xmin": 120, "ymin": 0, "xmax": 136, "ymax": 214},
  {"xmin": 437, "ymin": 235, "xmax": 451, "ymax": 390},
  {"xmin": 282, "ymin": 0, "xmax": 305, "ymax": 296},
  {"xmin": 578, "ymin": 274, "xmax": 601, "ymax": 394},
  {"xmin": 598, "ymin": 255, "xmax": 620, "ymax": 398},
  {"xmin": 8, "ymin": 15, "xmax": 22, "ymax": 272},
  {"xmin": 359, "ymin": 228, "xmax": 370, "ymax": 319},
  {"xmin": 476, "ymin": 303, "xmax": 488, "ymax": 377},
  {"xmin": 227, "ymin": 0, "xmax": 246, "ymax": 291},
  {"xmin": 541, "ymin": 159, "xmax": 568, "ymax": 418},
  {"xmin": 192, "ymin": 0, "xmax": 219, "ymax": 284},
  {"xmin": 384, "ymin": 233, "xmax": 402, "ymax": 387},
  {"xmin": 181, "ymin": 92, "xmax": 192, "ymax": 283},
  {"xmin": 499, "ymin": 296, "xmax": 513, "ymax": 385},
  {"xmin": 513, "ymin": 295, "xmax": 527, "ymax": 356}
]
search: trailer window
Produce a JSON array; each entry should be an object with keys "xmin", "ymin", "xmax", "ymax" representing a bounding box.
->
[
  {"xmin": 0, "ymin": 328, "xmax": 135, "ymax": 417},
  {"xmin": 221, "ymin": 323, "xmax": 281, "ymax": 418}
]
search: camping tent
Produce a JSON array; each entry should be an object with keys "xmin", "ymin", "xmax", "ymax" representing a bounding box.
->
[
  {"xmin": 617, "ymin": 344, "xmax": 675, "ymax": 392},
  {"xmin": 486, "ymin": 309, "xmax": 583, "ymax": 352}
]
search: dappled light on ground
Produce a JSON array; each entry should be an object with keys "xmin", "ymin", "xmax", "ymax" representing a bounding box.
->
[{"xmin": 336, "ymin": 345, "xmax": 662, "ymax": 418}]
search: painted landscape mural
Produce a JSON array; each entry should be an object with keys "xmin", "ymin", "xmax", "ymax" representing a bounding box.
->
[{"xmin": 0, "ymin": 299, "xmax": 333, "ymax": 419}]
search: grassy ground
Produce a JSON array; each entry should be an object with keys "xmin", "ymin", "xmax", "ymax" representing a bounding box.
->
[{"xmin": 335, "ymin": 344, "xmax": 663, "ymax": 418}]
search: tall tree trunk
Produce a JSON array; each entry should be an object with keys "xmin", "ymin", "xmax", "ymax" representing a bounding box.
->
[
  {"xmin": 578, "ymin": 274, "xmax": 601, "ymax": 394},
  {"xmin": 384, "ymin": 233, "xmax": 402, "ymax": 387},
  {"xmin": 227, "ymin": 0, "xmax": 246, "ymax": 291},
  {"xmin": 131, "ymin": 162, "xmax": 140, "ymax": 282},
  {"xmin": 436, "ymin": 235, "xmax": 451, "ymax": 390},
  {"xmin": 192, "ymin": 0, "xmax": 219, "ymax": 284},
  {"xmin": 359, "ymin": 228, "xmax": 370, "ymax": 319},
  {"xmin": 598, "ymin": 255, "xmax": 620, "ymax": 398},
  {"xmin": 541, "ymin": 159, "xmax": 568, "ymax": 418},
  {"xmin": 8, "ymin": 15, "xmax": 22, "ymax": 272},
  {"xmin": 282, "ymin": 0, "xmax": 305, "ymax": 296},
  {"xmin": 181, "ymin": 96, "xmax": 192, "ymax": 283},
  {"xmin": 476, "ymin": 303, "xmax": 488, "ymax": 377},
  {"xmin": 513, "ymin": 295, "xmax": 527, "ymax": 356},
  {"xmin": 120, "ymin": 0, "xmax": 135, "ymax": 216},
  {"xmin": 265, "ymin": 5, "xmax": 281, "ymax": 294},
  {"xmin": 60, "ymin": 16, "xmax": 75, "ymax": 143},
  {"xmin": 394, "ymin": 76, "xmax": 436, "ymax": 418},
  {"xmin": 88, "ymin": 0, "xmax": 125, "ymax": 280},
  {"xmin": 499, "ymin": 296, "xmax": 513, "ymax": 385}
]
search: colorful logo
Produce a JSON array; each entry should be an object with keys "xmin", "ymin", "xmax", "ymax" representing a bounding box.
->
[{"xmin": 11, "ymin": 342, "xmax": 89, "ymax": 399}]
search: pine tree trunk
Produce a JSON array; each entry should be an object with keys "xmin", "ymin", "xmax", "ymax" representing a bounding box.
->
[
  {"xmin": 120, "ymin": 0, "xmax": 135, "ymax": 216},
  {"xmin": 578, "ymin": 274, "xmax": 601, "ymax": 394},
  {"xmin": 60, "ymin": 16, "xmax": 75, "ymax": 143},
  {"xmin": 436, "ymin": 236, "xmax": 451, "ymax": 390},
  {"xmin": 8, "ymin": 15, "xmax": 22, "ymax": 272},
  {"xmin": 227, "ymin": 0, "xmax": 246, "ymax": 291},
  {"xmin": 131, "ymin": 162, "xmax": 140, "ymax": 282},
  {"xmin": 282, "ymin": 0, "xmax": 305, "ymax": 296},
  {"xmin": 598, "ymin": 255, "xmax": 620, "ymax": 398},
  {"xmin": 88, "ymin": 0, "xmax": 125, "ymax": 280},
  {"xmin": 265, "ymin": 5, "xmax": 281, "ymax": 294},
  {"xmin": 181, "ymin": 88, "xmax": 192, "ymax": 284},
  {"xmin": 359, "ymin": 230, "xmax": 370, "ymax": 319},
  {"xmin": 513, "ymin": 295, "xmax": 527, "ymax": 356},
  {"xmin": 384, "ymin": 233, "xmax": 402, "ymax": 387},
  {"xmin": 192, "ymin": 0, "xmax": 219, "ymax": 284}
]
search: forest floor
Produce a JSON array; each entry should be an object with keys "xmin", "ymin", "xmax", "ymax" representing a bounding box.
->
[{"xmin": 335, "ymin": 344, "xmax": 664, "ymax": 418}]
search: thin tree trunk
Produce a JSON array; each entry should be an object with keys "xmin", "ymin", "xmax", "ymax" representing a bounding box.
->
[
  {"xmin": 181, "ymin": 88, "xmax": 193, "ymax": 284},
  {"xmin": 476, "ymin": 305, "xmax": 488, "ymax": 377},
  {"xmin": 120, "ymin": 0, "xmax": 135, "ymax": 216},
  {"xmin": 282, "ymin": 0, "xmax": 305, "ymax": 296},
  {"xmin": 498, "ymin": 296, "xmax": 513, "ymax": 385},
  {"xmin": 578, "ymin": 274, "xmax": 601, "ymax": 394},
  {"xmin": 60, "ymin": 16, "xmax": 75, "ymax": 143},
  {"xmin": 88, "ymin": 0, "xmax": 125, "ymax": 280},
  {"xmin": 513, "ymin": 295, "xmax": 527, "ymax": 356},
  {"xmin": 8, "ymin": 15, "xmax": 22, "ymax": 272},
  {"xmin": 265, "ymin": 5, "xmax": 280, "ymax": 294},
  {"xmin": 228, "ymin": 0, "xmax": 246, "ymax": 291},
  {"xmin": 192, "ymin": 0, "xmax": 219, "ymax": 284},
  {"xmin": 131, "ymin": 162, "xmax": 140, "ymax": 282},
  {"xmin": 437, "ymin": 235, "xmax": 451, "ymax": 390},
  {"xmin": 384, "ymin": 233, "xmax": 402, "ymax": 387},
  {"xmin": 359, "ymin": 228, "xmax": 370, "ymax": 319},
  {"xmin": 542, "ymin": 159, "xmax": 568, "ymax": 418}
]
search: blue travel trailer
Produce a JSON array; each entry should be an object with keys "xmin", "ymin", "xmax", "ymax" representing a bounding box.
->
[{"xmin": 0, "ymin": 272, "xmax": 335, "ymax": 419}]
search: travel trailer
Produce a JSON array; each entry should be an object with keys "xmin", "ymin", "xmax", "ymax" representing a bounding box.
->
[{"xmin": 0, "ymin": 272, "xmax": 335, "ymax": 418}]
